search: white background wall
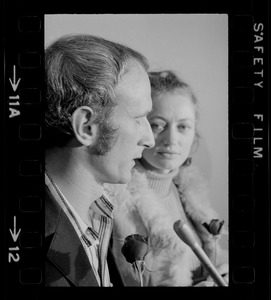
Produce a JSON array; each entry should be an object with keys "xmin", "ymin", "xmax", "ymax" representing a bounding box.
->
[{"xmin": 45, "ymin": 14, "xmax": 228, "ymax": 248}]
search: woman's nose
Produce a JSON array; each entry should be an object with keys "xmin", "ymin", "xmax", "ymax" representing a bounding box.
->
[{"xmin": 162, "ymin": 127, "xmax": 179, "ymax": 146}]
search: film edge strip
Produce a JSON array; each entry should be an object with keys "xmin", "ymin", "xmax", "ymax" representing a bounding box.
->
[{"xmin": 3, "ymin": 3, "xmax": 269, "ymax": 297}]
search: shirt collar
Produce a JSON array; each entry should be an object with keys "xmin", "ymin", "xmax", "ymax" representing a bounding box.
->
[
  {"xmin": 45, "ymin": 171, "xmax": 100, "ymax": 246},
  {"xmin": 90, "ymin": 192, "xmax": 114, "ymax": 219}
]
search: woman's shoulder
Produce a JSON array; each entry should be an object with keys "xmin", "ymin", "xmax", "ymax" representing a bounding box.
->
[
  {"xmin": 174, "ymin": 164, "xmax": 208, "ymax": 192},
  {"xmin": 174, "ymin": 164, "xmax": 219, "ymax": 222}
]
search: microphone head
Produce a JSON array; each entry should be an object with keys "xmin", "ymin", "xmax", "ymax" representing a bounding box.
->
[
  {"xmin": 173, "ymin": 219, "xmax": 196, "ymax": 248},
  {"xmin": 173, "ymin": 219, "xmax": 185, "ymax": 232}
]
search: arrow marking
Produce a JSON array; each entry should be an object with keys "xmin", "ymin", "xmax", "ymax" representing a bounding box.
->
[
  {"xmin": 9, "ymin": 216, "xmax": 21, "ymax": 243},
  {"xmin": 9, "ymin": 65, "xmax": 21, "ymax": 92}
]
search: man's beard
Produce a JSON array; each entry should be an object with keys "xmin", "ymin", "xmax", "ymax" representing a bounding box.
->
[{"xmin": 89, "ymin": 122, "xmax": 118, "ymax": 156}]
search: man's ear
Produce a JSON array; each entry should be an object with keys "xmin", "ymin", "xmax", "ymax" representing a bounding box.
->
[{"xmin": 71, "ymin": 106, "xmax": 98, "ymax": 146}]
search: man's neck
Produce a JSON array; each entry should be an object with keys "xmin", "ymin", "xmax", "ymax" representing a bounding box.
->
[{"xmin": 45, "ymin": 146, "xmax": 104, "ymax": 224}]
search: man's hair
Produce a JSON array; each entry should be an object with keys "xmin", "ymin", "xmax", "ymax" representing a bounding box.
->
[
  {"xmin": 45, "ymin": 34, "xmax": 149, "ymax": 150},
  {"xmin": 148, "ymin": 70, "xmax": 200, "ymax": 151}
]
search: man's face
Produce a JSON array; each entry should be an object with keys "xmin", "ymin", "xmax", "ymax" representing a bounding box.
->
[{"xmin": 90, "ymin": 62, "xmax": 155, "ymax": 184}]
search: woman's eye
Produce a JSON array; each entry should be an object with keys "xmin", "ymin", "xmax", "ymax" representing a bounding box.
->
[
  {"xmin": 151, "ymin": 123, "xmax": 165, "ymax": 131},
  {"xmin": 178, "ymin": 125, "xmax": 186, "ymax": 130},
  {"xmin": 178, "ymin": 124, "xmax": 190, "ymax": 131}
]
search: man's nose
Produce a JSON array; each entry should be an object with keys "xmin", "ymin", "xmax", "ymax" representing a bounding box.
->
[{"xmin": 140, "ymin": 118, "xmax": 155, "ymax": 149}]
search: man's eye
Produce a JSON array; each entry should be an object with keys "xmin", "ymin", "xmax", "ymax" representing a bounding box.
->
[{"xmin": 136, "ymin": 116, "xmax": 147, "ymax": 125}]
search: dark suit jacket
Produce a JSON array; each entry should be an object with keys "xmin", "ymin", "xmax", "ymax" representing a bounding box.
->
[{"xmin": 45, "ymin": 186, "xmax": 124, "ymax": 287}]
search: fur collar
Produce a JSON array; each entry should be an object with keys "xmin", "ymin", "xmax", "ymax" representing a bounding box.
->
[
  {"xmin": 105, "ymin": 164, "xmax": 223, "ymax": 242},
  {"xmin": 104, "ymin": 163, "xmax": 227, "ymax": 286}
]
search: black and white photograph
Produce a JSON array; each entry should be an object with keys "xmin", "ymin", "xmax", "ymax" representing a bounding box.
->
[{"xmin": 44, "ymin": 14, "xmax": 229, "ymax": 287}]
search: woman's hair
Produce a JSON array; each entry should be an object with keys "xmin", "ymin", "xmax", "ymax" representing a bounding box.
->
[
  {"xmin": 148, "ymin": 70, "xmax": 200, "ymax": 152},
  {"xmin": 45, "ymin": 34, "xmax": 149, "ymax": 150},
  {"xmin": 148, "ymin": 70, "xmax": 199, "ymax": 119}
]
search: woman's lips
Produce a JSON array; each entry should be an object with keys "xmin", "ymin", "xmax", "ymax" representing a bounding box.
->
[{"xmin": 157, "ymin": 151, "xmax": 180, "ymax": 159}]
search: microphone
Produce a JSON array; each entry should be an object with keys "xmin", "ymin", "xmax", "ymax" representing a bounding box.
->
[{"xmin": 173, "ymin": 219, "xmax": 228, "ymax": 287}]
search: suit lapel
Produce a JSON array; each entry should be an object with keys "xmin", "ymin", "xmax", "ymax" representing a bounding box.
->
[{"xmin": 47, "ymin": 202, "xmax": 99, "ymax": 286}]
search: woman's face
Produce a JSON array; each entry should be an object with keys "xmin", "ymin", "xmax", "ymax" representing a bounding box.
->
[{"xmin": 142, "ymin": 90, "xmax": 196, "ymax": 174}]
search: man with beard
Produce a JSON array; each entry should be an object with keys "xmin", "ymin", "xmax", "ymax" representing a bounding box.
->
[{"xmin": 45, "ymin": 34, "xmax": 154, "ymax": 287}]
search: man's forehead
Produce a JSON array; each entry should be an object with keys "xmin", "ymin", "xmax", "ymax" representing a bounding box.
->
[
  {"xmin": 118, "ymin": 62, "xmax": 149, "ymax": 87},
  {"xmin": 115, "ymin": 63, "xmax": 151, "ymax": 103}
]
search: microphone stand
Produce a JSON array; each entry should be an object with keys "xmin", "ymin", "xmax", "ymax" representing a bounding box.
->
[{"xmin": 173, "ymin": 219, "xmax": 228, "ymax": 287}]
